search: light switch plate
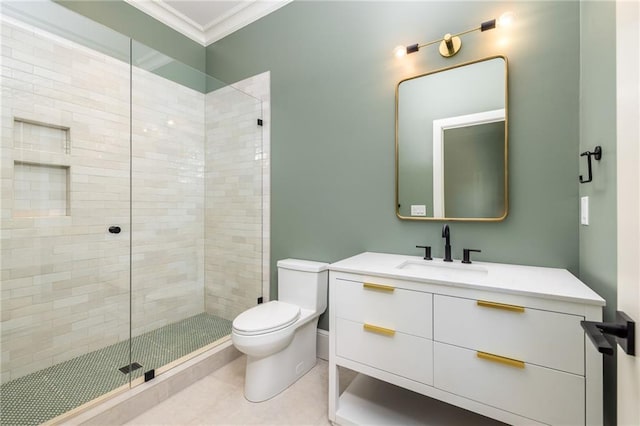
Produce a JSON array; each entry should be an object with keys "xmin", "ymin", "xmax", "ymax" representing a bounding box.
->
[
  {"xmin": 411, "ymin": 205, "xmax": 426, "ymax": 216},
  {"xmin": 581, "ymin": 196, "xmax": 589, "ymax": 225}
]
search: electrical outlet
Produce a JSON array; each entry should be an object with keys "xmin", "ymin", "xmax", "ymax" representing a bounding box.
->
[{"xmin": 411, "ymin": 205, "xmax": 427, "ymax": 216}]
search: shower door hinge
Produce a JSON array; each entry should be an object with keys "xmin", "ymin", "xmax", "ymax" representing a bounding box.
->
[
  {"xmin": 144, "ymin": 369, "xmax": 155, "ymax": 382},
  {"xmin": 257, "ymin": 297, "xmax": 263, "ymax": 304},
  {"xmin": 257, "ymin": 118, "xmax": 263, "ymax": 126}
]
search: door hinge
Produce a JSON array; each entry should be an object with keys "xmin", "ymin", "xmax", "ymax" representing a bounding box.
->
[{"xmin": 144, "ymin": 369, "xmax": 155, "ymax": 382}]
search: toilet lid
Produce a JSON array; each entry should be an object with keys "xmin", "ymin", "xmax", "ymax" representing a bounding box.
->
[{"xmin": 232, "ymin": 301, "xmax": 301, "ymax": 335}]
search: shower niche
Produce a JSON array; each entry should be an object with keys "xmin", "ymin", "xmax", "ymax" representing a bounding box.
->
[
  {"xmin": 13, "ymin": 118, "xmax": 70, "ymax": 153},
  {"xmin": 13, "ymin": 162, "xmax": 70, "ymax": 217},
  {"xmin": 12, "ymin": 119, "xmax": 71, "ymax": 218}
]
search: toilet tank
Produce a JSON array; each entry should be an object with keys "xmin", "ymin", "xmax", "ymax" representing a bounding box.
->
[{"xmin": 276, "ymin": 259, "xmax": 329, "ymax": 313}]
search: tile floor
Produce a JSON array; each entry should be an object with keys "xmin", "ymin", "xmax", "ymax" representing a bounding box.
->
[
  {"xmin": 0, "ymin": 313, "xmax": 231, "ymax": 426},
  {"xmin": 125, "ymin": 356, "xmax": 345, "ymax": 426},
  {"xmin": 124, "ymin": 356, "xmax": 506, "ymax": 426}
]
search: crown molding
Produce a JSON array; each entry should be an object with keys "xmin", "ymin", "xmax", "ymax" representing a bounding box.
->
[
  {"xmin": 124, "ymin": 0, "xmax": 207, "ymax": 44},
  {"xmin": 124, "ymin": 0, "xmax": 292, "ymax": 47},
  {"xmin": 203, "ymin": 0, "xmax": 292, "ymax": 45}
]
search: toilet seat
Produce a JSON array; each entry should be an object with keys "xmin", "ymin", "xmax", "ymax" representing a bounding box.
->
[{"xmin": 232, "ymin": 301, "xmax": 301, "ymax": 336}]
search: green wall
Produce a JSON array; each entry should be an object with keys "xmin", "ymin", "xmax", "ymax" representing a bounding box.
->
[
  {"xmin": 50, "ymin": 1, "xmax": 227, "ymax": 92},
  {"xmin": 579, "ymin": 2, "xmax": 617, "ymax": 425},
  {"xmin": 55, "ymin": 0, "xmax": 205, "ymax": 73},
  {"xmin": 206, "ymin": 0, "xmax": 582, "ymax": 324}
]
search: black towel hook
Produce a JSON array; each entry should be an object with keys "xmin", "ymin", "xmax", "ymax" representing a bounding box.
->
[{"xmin": 579, "ymin": 146, "xmax": 602, "ymax": 184}]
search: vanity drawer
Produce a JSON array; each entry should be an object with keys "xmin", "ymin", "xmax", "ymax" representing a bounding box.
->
[
  {"xmin": 334, "ymin": 279, "xmax": 432, "ymax": 338},
  {"xmin": 433, "ymin": 342, "xmax": 584, "ymax": 426},
  {"xmin": 433, "ymin": 294, "xmax": 584, "ymax": 375},
  {"xmin": 336, "ymin": 317, "xmax": 433, "ymax": 385}
]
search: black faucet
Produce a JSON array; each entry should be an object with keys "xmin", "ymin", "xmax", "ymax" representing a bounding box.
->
[{"xmin": 442, "ymin": 224, "xmax": 452, "ymax": 262}]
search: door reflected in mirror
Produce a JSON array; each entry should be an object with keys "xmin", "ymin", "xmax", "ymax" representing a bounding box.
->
[{"xmin": 396, "ymin": 56, "xmax": 508, "ymax": 221}]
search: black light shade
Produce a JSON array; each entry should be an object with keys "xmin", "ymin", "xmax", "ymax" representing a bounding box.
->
[
  {"xmin": 406, "ymin": 43, "xmax": 419, "ymax": 54},
  {"xmin": 481, "ymin": 19, "xmax": 496, "ymax": 32}
]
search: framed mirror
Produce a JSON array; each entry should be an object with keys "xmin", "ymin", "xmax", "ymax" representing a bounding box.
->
[{"xmin": 396, "ymin": 56, "xmax": 508, "ymax": 221}]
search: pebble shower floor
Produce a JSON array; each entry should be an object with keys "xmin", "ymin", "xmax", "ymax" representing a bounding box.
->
[{"xmin": 0, "ymin": 313, "xmax": 232, "ymax": 426}]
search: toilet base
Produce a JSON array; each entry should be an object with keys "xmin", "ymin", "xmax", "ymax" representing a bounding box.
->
[{"xmin": 244, "ymin": 320, "xmax": 317, "ymax": 402}]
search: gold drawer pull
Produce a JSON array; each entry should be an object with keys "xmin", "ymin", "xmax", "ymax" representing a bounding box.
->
[
  {"xmin": 363, "ymin": 282, "xmax": 395, "ymax": 292},
  {"xmin": 363, "ymin": 323, "xmax": 396, "ymax": 337},
  {"xmin": 477, "ymin": 351, "xmax": 525, "ymax": 369},
  {"xmin": 477, "ymin": 300, "xmax": 525, "ymax": 313}
]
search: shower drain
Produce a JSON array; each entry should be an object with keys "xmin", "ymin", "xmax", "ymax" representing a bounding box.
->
[{"xmin": 118, "ymin": 362, "xmax": 142, "ymax": 374}]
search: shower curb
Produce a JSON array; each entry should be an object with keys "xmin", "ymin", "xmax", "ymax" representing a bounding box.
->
[{"xmin": 56, "ymin": 340, "xmax": 241, "ymax": 426}]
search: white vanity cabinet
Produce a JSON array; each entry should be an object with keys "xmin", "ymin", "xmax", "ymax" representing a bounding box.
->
[
  {"xmin": 328, "ymin": 252, "xmax": 605, "ymax": 426},
  {"xmin": 334, "ymin": 280, "xmax": 433, "ymax": 385}
]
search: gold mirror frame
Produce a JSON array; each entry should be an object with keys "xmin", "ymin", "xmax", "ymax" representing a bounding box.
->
[{"xmin": 395, "ymin": 55, "xmax": 509, "ymax": 222}]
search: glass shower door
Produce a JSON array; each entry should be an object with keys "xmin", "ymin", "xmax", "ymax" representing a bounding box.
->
[
  {"xmin": 1, "ymin": 2, "xmax": 268, "ymax": 423},
  {"xmin": 0, "ymin": 2, "xmax": 133, "ymax": 424},
  {"xmin": 203, "ymin": 72, "xmax": 266, "ymax": 325},
  {"xmin": 128, "ymin": 40, "xmax": 264, "ymax": 380}
]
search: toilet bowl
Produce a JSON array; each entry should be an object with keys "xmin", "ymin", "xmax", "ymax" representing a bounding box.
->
[{"xmin": 231, "ymin": 259, "xmax": 328, "ymax": 402}]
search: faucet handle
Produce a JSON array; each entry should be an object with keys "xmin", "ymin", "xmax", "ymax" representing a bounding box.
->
[
  {"xmin": 462, "ymin": 249, "xmax": 481, "ymax": 264},
  {"xmin": 416, "ymin": 245, "xmax": 432, "ymax": 260}
]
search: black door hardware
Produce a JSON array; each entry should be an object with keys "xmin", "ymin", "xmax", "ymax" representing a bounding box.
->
[
  {"xmin": 108, "ymin": 226, "xmax": 121, "ymax": 234},
  {"xmin": 581, "ymin": 310, "xmax": 635, "ymax": 356},
  {"xmin": 579, "ymin": 146, "xmax": 602, "ymax": 184}
]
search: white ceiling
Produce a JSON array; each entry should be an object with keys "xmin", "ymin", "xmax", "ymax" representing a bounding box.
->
[{"xmin": 124, "ymin": 0, "xmax": 292, "ymax": 46}]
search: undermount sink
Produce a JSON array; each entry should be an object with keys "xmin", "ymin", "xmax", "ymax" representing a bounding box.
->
[{"xmin": 396, "ymin": 259, "xmax": 488, "ymax": 279}]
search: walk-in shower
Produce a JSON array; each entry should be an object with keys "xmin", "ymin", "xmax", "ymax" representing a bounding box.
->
[{"xmin": 0, "ymin": 2, "xmax": 268, "ymax": 424}]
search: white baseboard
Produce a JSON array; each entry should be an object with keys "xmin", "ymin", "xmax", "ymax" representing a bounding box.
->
[{"xmin": 317, "ymin": 329, "xmax": 329, "ymax": 361}]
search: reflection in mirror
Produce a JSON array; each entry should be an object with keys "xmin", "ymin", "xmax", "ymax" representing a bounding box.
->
[{"xmin": 396, "ymin": 56, "xmax": 508, "ymax": 221}]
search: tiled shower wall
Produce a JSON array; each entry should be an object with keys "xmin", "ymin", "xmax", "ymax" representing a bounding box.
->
[
  {"xmin": 0, "ymin": 18, "xmax": 206, "ymax": 382},
  {"xmin": 130, "ymin": 64, "xmax": 205, "ymax": 336},
  {"xmin": 1, "ymin": 18, "xmax": 131, "ymax": 384}
]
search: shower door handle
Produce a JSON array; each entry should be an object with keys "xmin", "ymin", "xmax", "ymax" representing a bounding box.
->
[{"xmin": 108, "ymin": 226, "xmax": 121, "ymax": 234}]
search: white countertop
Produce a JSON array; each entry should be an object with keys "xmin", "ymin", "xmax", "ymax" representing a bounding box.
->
[{"xmin": 329, "ymin": 252, "xmax": 606, "ymax": 306}]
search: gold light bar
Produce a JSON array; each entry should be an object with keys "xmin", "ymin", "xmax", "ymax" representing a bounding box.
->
[{"xmin": 394, "ymin": 11, "xmax": 515, "ymax": 59}]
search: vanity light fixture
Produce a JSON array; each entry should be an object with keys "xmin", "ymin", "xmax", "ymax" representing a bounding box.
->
[{"xmin": 394, "ymin": 11, "xmax": 514, "ymax": 59}]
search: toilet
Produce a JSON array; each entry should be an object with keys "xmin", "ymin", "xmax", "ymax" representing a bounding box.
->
[{"xmin": 231, "ymin": 258, "xmax": 329, "ymax": 402}]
